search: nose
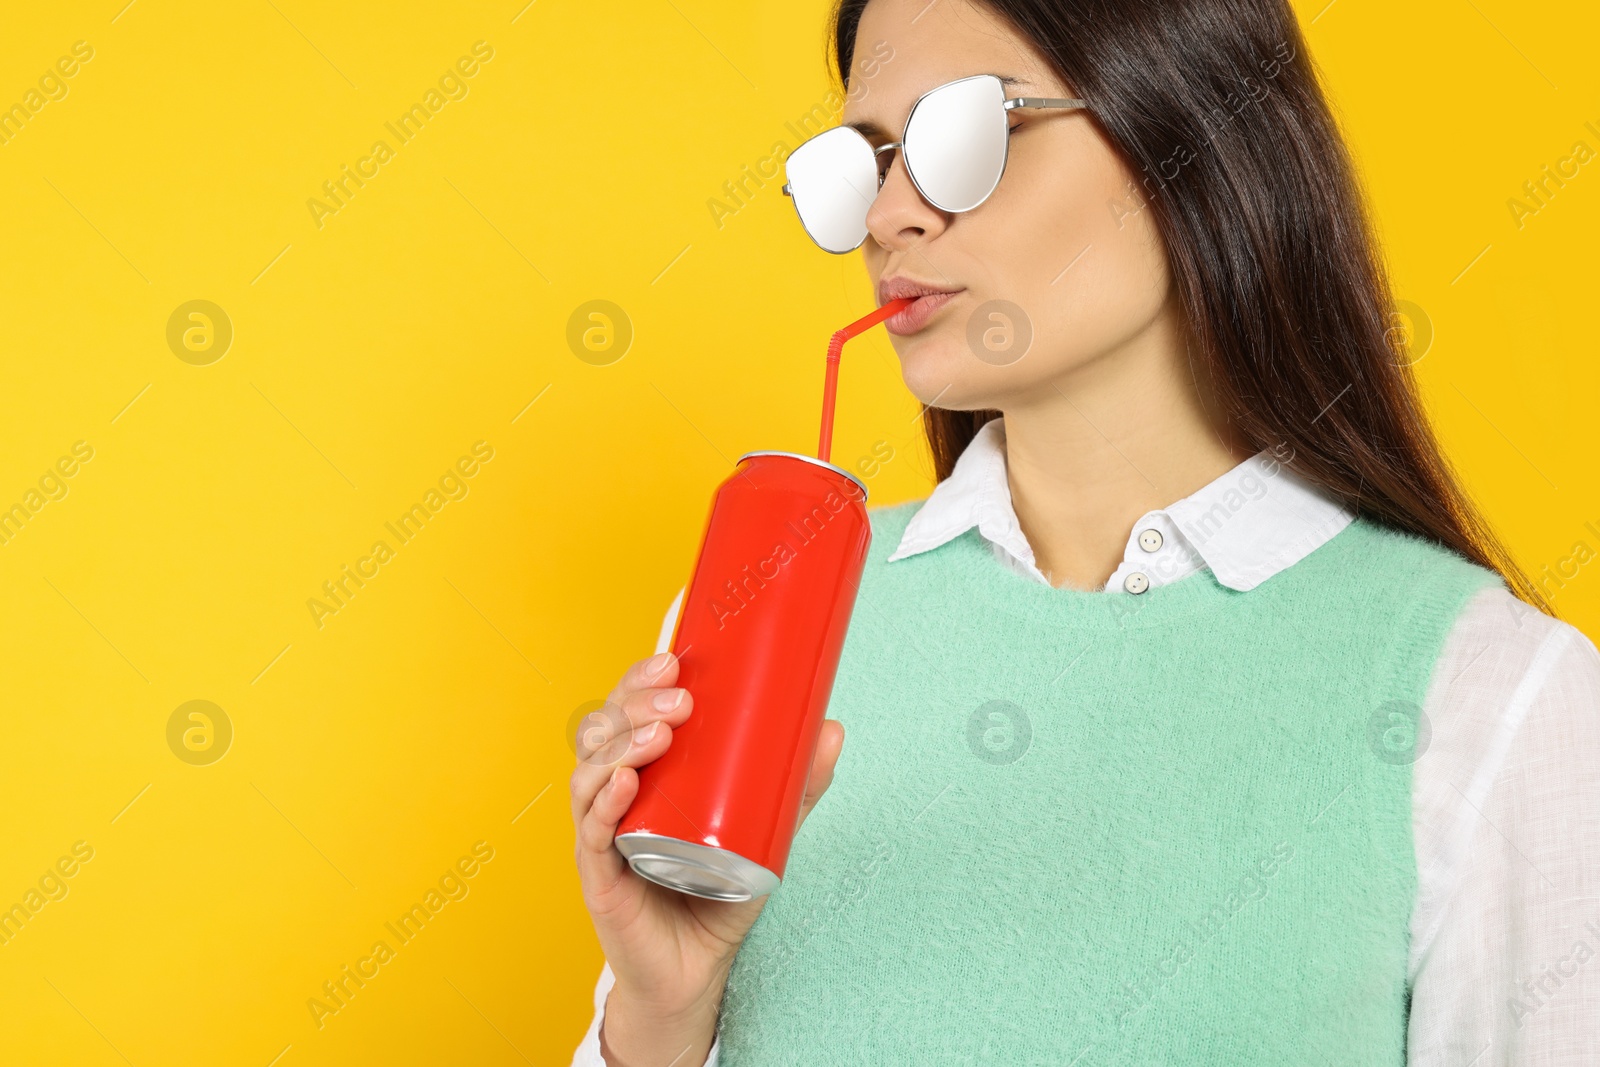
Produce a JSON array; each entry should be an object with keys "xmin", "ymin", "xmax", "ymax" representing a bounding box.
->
[{"xmin": 865, "ymin": 148, "xmax": 948, "ymax": 253}]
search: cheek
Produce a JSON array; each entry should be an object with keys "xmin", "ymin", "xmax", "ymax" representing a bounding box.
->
[
  {"xmin": 863, "ymin": 129, "xmax": 1174, "ymax": 408},
  {"xmin": 1049, "ymin": 202, "xmax": 1170, "ymax": 344},
  {"xmin": 986, "ymin": 141, "xmax": 1172, "ymax": 376}
]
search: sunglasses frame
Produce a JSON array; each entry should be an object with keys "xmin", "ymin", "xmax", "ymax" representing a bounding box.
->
[{"xmin": 781, "ymin": 74, "xmax": 1090, "ymax": 254}]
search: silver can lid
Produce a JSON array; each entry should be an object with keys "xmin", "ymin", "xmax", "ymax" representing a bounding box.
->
[
  {"xmin": 738, "ymin": 450, "xmax": 868, "ymax": 499},
  {"xmin": 615, "ymin": 831, "xmax": 781, "ymax": 901}
]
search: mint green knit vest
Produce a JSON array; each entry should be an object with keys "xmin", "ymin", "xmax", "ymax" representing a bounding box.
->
[{"xmin": 714, "ymin": 501, "xmax": 1500, "ymax": 1065}]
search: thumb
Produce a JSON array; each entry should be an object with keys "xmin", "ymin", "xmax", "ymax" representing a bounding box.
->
[{"xmin": 797, "ymin": 719, "xmax": 845, "ymax": 827}]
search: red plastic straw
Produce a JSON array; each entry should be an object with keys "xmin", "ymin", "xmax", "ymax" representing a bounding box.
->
[{"xmin": 817, "ymin": 298, "xmax": 913, "ymax": 464}]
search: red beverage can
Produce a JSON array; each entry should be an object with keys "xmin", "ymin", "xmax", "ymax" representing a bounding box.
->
[{"xmin": 615, "ymin": 450, "xmax": 871, "ymax": 900}]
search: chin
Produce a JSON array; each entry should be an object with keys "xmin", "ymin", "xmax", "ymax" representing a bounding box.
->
[{"xmin": 896, "ymin": 336, "xmax": 985, "ymax": 409}]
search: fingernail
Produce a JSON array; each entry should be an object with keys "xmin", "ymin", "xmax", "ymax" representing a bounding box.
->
[
  {"xmin": 632, "ymin": 721, "xmax": 660, "ymax": 746},
  {"xmin": 652, "ymin": 688, "xmax": 683, "ymax": 713},
  {"xmin": 647, "ymin": 652, "xmax": 673, "ymax": 679}
]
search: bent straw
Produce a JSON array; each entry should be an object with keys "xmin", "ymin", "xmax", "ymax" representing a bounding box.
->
[{"xmin": 816, "ymin": 298, "xmax": 913, "ymax": 464}]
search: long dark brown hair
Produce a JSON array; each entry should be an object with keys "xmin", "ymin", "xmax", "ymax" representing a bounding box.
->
[{"xmin": 832, "ymin": 0, "xmax": 1549, "ymax": 612}]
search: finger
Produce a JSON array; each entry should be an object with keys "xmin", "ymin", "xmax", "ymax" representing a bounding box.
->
[
  {"xmin": 574, "ymin": 764, "xmax": 637, "ymax": 898},
  {"xmin": 568, "ymin": 686, "xmax": 694, "ymax": 825},
  {"xmin": 606, "ymin": 651, "xmax": 678, "ymax": 706},
  {"xmin": 574, "ymin": 721, "xmax": 673, "ymax": 886},
  {"xmin": 576, "ymin": 685, "xmax": 694, "ymax": 764},
  {"xmin": 797, "ymin": 719, "xmax": 845, "ymax": 827}
]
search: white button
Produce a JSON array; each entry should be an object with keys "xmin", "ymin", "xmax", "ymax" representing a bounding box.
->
[
  {"xmin": 1123, "ymin": 572, "xmax": 1149, "ymax": 595},
  {"xmin": 1138, "ymin": 529, "xmax": 1163, "ymax": 552}
]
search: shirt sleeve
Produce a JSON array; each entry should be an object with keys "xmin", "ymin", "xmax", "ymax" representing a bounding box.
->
[
  {"xmin": 655, "ymin": 585, "xmax": 685, "ymax": 662},
  {"xmin": 574, "ymin": 587, "xmax": 724, "ymax": 1067},
  {"xmin": 569, "ymin": 960, "xmax": 614, "ymax": 1067},
  {"xmin": 1408, "ymin": 585, "xmax": 1600, "ymax": 1064}
]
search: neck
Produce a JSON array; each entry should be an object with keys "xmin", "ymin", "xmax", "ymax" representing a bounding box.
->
[{"xmin": 998, "ymin": 298, "xmax": 1254, "ymax": 590}]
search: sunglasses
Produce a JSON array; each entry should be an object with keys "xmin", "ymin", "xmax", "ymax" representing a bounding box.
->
[{"xmin": 781, "ymin": 74, "xmax": 1089, "ymax": 254}]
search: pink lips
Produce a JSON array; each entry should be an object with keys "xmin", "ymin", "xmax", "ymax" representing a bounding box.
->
[
  {"xmin": 878, "ymin": 277, "xmax": 965, "ymax": 336},
  {"xmin": 884, "ymin": 291, "xmax": 960, "ymax": 335}
]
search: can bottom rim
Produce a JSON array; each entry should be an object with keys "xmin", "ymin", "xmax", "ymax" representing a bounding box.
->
[{"xmin": 615, "ymin": 832, "xmax": 780, "ymax": 902}]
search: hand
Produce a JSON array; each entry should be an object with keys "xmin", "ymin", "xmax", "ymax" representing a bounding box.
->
[{"xmin": 571, "ymin": 650, "xmax": 846, "ymax": 1066}]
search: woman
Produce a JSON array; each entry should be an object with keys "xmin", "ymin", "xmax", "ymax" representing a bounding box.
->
[{"xmin": 571, "ymin": 0, "xmax": 1599, "ymax": 1062}]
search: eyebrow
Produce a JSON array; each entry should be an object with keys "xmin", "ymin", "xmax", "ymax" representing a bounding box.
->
[{"xmin": 846, "ymin": 74, "xmax": 1033, "ymax": 138}]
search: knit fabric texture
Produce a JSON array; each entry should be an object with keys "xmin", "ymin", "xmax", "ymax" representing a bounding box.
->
[{"xmin": 713, "ymin": 500, "xmax": 1502, "ymax": 1066}]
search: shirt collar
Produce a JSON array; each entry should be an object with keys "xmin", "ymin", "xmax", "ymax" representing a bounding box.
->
[{"xmin": 886, "ymin": 416, "xmax": 1355, "ymax": 592}]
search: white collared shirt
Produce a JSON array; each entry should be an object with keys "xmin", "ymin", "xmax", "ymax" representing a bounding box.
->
[
  {"xmin": 888, "ymin": 417, "xmax": 1359, "ymax": 595},
  {"xmin": 576, "ymin": 417, "xmax": 1600, "ymax": 1066}
]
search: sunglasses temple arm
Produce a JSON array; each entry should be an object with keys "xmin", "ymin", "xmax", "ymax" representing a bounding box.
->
[
  {"xmin": 817, "ymin": 298, "xmax": 915, "ymax": 463},
  {"xmin": 1003, "ymin": 97, "xmax": 1088, "ymax": 111}
]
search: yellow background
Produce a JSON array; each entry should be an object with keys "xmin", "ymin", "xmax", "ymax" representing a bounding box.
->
[{"xmin": 0, "ymin": 0, "xmax": 1594, "ymax": 1063}]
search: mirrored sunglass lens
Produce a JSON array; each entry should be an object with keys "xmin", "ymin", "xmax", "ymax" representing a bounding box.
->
[
  {"xmin": 903, "ymin": 75, "xmax": 1008, "ymax": 213},
  {"xmin": 785, "ymin": 127, "xmax": 878, "ymax": 253}
]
